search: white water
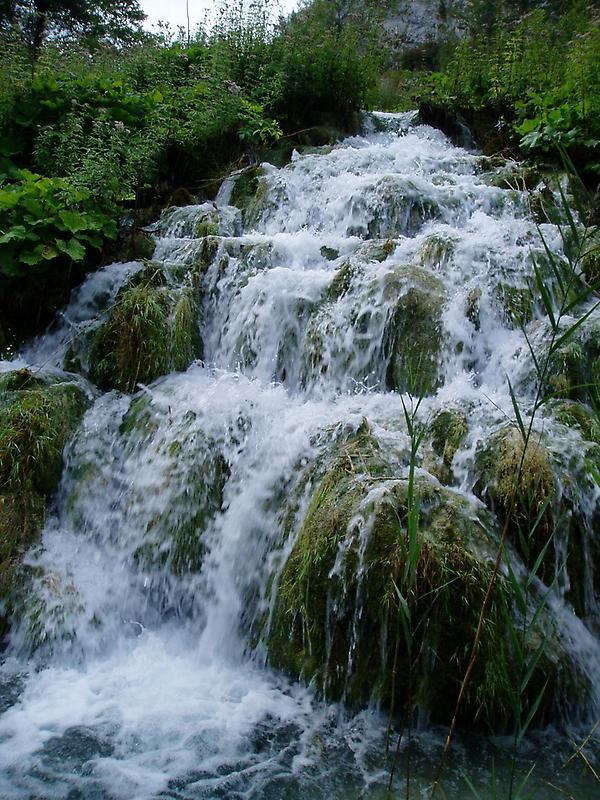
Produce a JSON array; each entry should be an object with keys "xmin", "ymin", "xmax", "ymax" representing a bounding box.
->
[{"xmin": 0, "ymin": 113, "xmax": 598, "ymax": 798}]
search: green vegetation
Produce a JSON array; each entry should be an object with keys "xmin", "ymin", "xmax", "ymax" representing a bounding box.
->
[
  {"xmin": 380, "ymin": 1, "xmax": 600, "ymax": 183},
  {"xmin": 86, "ymin": 264, "xmax": 202, "ymax": 392},
  {"xmin": 0, "ymin": 369, "xmax": 88, "ymax": 633},
  {"xmin": 0, "ymin": 0, "xmax": 380, "ymax": 347},
  {"xmin": 266, "ymin": 422, "xmax": 582, "ymax": 728}
]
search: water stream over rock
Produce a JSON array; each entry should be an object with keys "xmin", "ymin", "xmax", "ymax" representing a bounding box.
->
[{"xmin": 0, "ymin": 112, "xmax": 598, "ymax": 798}]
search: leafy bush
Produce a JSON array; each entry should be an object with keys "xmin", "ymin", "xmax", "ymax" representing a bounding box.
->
[{"xmin": 0, "ymin": 172, "xmax": 117, "ymax": 278}]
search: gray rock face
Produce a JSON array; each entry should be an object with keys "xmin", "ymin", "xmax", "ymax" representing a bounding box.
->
[{"xmin": 382, "ymin": 0, "xmax": 466, "ymax": 48}]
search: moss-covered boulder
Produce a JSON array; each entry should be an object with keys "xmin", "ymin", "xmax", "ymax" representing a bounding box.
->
[
  {"xmin": 551, "ymin": 400, "xmax": 600, "ymax": 445},
  {"xmin": 494, "ymin": 283, "xmax": 535, "ymax": 327},
  {"xmin": 384, "ymin": 265, "xmax": 445, "ymax": 394},
  {"xmin": 266, "ymin": 424, "xmax": 582, "ymax": 726},
  {"xmin": 545, "ymin": 318, "xmax": 600, "ymax": 404},
  {"xmin": 88, "ymin": 265, "xmax": 202, "ymax": 393},
  {"xmin": 582, "ymin": 243, "xmax": 600, "ymax": 287},
  {"xmin": 0, "ymin": 370, "xmax": 88, "ymax": 634},
  {"xmin": 229, "ymin": 166, "xmax": 270, "ymax": 229},
  {"xmin": 474, "ymin": 427, "xmax": 556, "ymax": 572},
  {"xmin": 418, "ymin": 233, "xmax": 456, "ymax": 271},
  {"xmin": 425, "ymin": 408, "xmax": 469, "ymax": 484},
  {"xmin": 267, "ymin": 427, "xmax": 498, "ymax": 719}
]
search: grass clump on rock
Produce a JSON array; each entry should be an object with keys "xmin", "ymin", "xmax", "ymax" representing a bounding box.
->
[
  {"xmin": 384, "ymin": 265, "xmax": 445, "ymax": 395},
  {"xmin": 89, "ymin": 266, "xmax": 202, "ymax": 393},
  {"xmin": 475, "ymin": 427, "xmax": 556, "ymax": 577},
  {"xmin": 267, "ymin": 424, "xmax": 519, "ymax": 727},
  {"xmin": 0, "ymin": 370, "xmax": 88, "ymax": 634}
]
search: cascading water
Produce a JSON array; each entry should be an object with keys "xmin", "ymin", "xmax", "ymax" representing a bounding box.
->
[{"xmin": 0, "ymin": 112, "xmax": 598, "ymax": 798}]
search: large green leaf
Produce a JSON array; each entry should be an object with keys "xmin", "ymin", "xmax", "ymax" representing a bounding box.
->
[{"xmin": 56, "ymin": 237, "xmax": 86, "ymax": 261}]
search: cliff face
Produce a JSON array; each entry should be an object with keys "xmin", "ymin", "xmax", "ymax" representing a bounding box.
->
[{"xmin": 382, "ymin": 0, "xmax": 466, "ymax": 48}]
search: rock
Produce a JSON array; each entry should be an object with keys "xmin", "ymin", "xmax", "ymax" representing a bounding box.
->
[
  {"xmin": 430, "ymin": 409, "xmax": 468, "ymax": 466},
  {"xmin": 494, "ymin": 283, "xmax": 534, "ymax": 327},
  {"xmin": 385, "ymin": 265, "xmax": 445, "ymax": 394},
  {"xmin": 474, "ymin": 427, "xmax": 556, "ymax": 573},
  {"xmin": 266, "ymin": 423, "xmax": 581, "ymax": 726},
  {"xmin": 87, "ymin": 265, "xmax": 202, "ymax": 393},
  {"xmin": 168, "ymin": 187, "xmax": 196, "ymax": 207},
  {"xmin": 0, "ymin": 372, "xmax": 88, "ymax": 636},
  {"xmin": 545, "ymin": 318, "xmax": 600, "ymax": 404},
  {"xmin": 320, "ymin": 246, "xmax": 340, "ymax": 262}
]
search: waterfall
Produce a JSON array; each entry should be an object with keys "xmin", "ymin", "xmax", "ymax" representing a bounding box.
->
[{"xmin": 0, "ymin": 112, "xmax": 598, "ymax": 798}]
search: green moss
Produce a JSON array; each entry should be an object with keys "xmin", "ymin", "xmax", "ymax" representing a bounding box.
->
[
  {"xmin": 118, "ymin": 394, "xmax": 159, "ymax": 439},
  {"xmin": 430, "ymin": 409, "xmax": 468, "ymax": 467},
  {"xmin": 90, "ymin": 284, "xmax": 171, "ymax": 393},
  {"xmin": 0, "ymin": 368, "xmax": 48, "ymax": 392},
  {"xmin": 0, "ymin": 493, "xmax": 46, "ymax": 635},
  {"xmin": 495, "ymin": 283, "xmax": 534, "ymax": 326},
  {"xmin": 475, "ymin": 428, "xmax": 556, "ymax": 572},
  {"xmin": 168, "ymin": 187, "xmax": 195, "ymax": 207},
  {"xmin": 89, "ymin": 267, "xmax": 202, "ymax": 393},
  {"xmin": 123, "ymin": 231, "xmax": 155, "ymax": 261},
  {"xmin": 385, "ymin": 266, "xmax": 445, "ymax": 395},
  {"xmin": 320, "ymin": 246, "xmax": 339, "ymax": 262},
  {"xmin": 196, "ymin": 219, "xmax": 219, "ymax": 238},
  {"xmin": 0, "ymin": 374, "xmax": 88, "ymax": 635},
  {"xmin": 582, "ymin": 246, "xmax": 600, "ymax": 287},
  {"xmin": 551, "ymin": 400, "xmax": 600, "ymax": 443},
  {"xmin": 0, "ymin": 381, "xmax": 87, "ymax": 496},
  {"xmin": 171, "ymin": 288, "xmax": 202, "ymax": 371},
  {"xmin": 267, "ymin": 426, "xmax": 518, "ymax": 726},
  {"xmin": 230, "ymin": 166, "xmax": 263, "ymax": 210},
  {"xmin": 355, "ymin": 239, "xmax": 396, "ymax": 263},
  {"xmin": 326, "ymin": 260, "xmax": 362, "ymax": 302},
  {"xmin": 418, "ymin": 234, "xmax": 455, "ymax": 270},
  {"xmin": 546, "ymin": 319, "xmax": 600, "ymax": 404},
  {"xmin": 195, "ymin": 236, "xmax": 221, "ymax": 273},
  {"xmin": 466, "ymin": 287, "xmax": 482, "ymax": 331}
]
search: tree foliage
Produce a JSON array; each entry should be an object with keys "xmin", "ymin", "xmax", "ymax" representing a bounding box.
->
[{"xmin": 0, "ymin": 1, "xmax": 146, "ymax": 58}]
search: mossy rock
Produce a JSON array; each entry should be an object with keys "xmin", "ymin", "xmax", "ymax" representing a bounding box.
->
[
  {"xmin": 123, "ymin": 231, "xmax": 155, "ymax": 261},
  {"xmin": 119, "ymin": 398, "xmax": 229, "ymax": 575},
  {"xmin": 325, "ymin": 260, "xmax": 363, "ymax": 303},
  {"xmin": 88, "ymin": 267, "xmax": 202, "ymax": 393},
  {"xmin": 355, "ymin": 239, "xmax": 397, "ymax": 263},
  {"xmin": 545, "ymin": 319, "xmax": 600, "ymax": 404},
  {"xmin": 230, "ymin": 166, "xmax": 269, "ymax": 228},
  {"xmin": 418, "ymin": 233, "xmax": 456, "ymax": 270},
  {"xmin": 582, "ymin": 237, "xmax": 600, "ymax": 287},
  {"xmin": 362, "ymin": 177, "xmax": 441, "ymax": 239},
  {"xmin": 320, "ymin": 246, "xmax": 339, "ymax": 262},
  {"xmin": 550, "ymin": 400, "xmax": 600, "ymax": 444},
  {"xmin": 0, "ymin": 373, "xmax": 88, "ymax": 636},
  {"xmin": 0, "ymin": 377, "xmax": 88, "ymax": 496},
  {"xmin": 267, "ymin": 424, "xmax": 587, "ymax": 727},
  {"xmin": 474, "ymin": 427, "xmax": 556, "ymax": 573},
  {"xmin": 494, "ymin": 283, "xmax": 534, "ymax": 327},
  {"xmin": 168, "ymin": 187, "xmax": 196, "ymax": 208},
  {"xmin": 0, "ymin": 493, "xmax": 47, "ymax": 637},
  {"xmin": 0, "ymin": 368, "xmax": 49, "ymax": 393},
  {"xmin": 195, "ymin": 236, "xmax": 222, "ymax": 273},
  {"xmin": 230, "ymin": 166, "xmax": 264, "ymax": 211},
  {"xmin": 266, "ymin": 426, "xmax": 519, "ymax": 726},
  {"xmin": 429, "ymin": 409, "xmax": 468, "ymax": 480},
  {"xmin": 384, "ymin": 265, "xmax": 445, "ymax": 395}
]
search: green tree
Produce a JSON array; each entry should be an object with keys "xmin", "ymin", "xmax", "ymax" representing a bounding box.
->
[{"xmin": 0, "ymin": 1, "xmax": 146, "ymax": 60}]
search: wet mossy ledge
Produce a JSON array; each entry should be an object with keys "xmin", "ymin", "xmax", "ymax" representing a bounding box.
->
[
  {"xmin": 67, "ymin": 263, "xmax": 203, "ymax": 394},
  {"xmin": 117, "ymin": 393, "xmax": 230, "ymax": 577},
  {"xmin": 264, "ymin": 423, "xmax": 587, "ymax": 728},
  {"xmin": 0, "ymin": 370, "xmax": 89, "ymax": 635}
]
